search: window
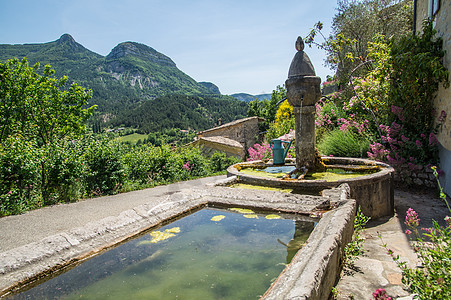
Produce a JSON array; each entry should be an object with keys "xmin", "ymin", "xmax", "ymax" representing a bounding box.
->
[{"xmin": 429, "ymin": 0, "xmax": 440, "ymax": 17}]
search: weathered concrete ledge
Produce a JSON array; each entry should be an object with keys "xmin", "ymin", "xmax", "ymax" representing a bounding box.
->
[
  {"xmin": 227, "ymin": 157, "xmax": 394, "ymax": 219},
  {"xmin": 263, "ymin": 185, "xmax": 356, "ymax": 299},
  {"xmin": 0, "ymin": 183, "xmax": 355, "ymax": 299}
]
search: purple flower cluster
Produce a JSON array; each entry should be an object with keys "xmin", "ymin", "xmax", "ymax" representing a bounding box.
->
[
  {"xmin": 391, "ymin": 105, "xmax": 405, "ymax": 121},
  {"xmin": 315, "ymin": 100, "xmax": 334, "ymax": 128},
  {"xmin": 337, "ymin": 116, "xmax": 369, "ymax": 134},
  {"xmin": 315, "ymin": 97, "xmax": 369, "ymax": 136},
  {"xmin": 368, "ymin": 119, "xmax": 439, "ymax": 168},
  {"xmin": 182, "ymin": 162, "xmax": 194, "ymax": 171},
  {"xmin": 405, "ymin": 208, "xmax": 420, "ymax": 228},
  {"xmin": 367, "ymin": 142, "xmax": 390, "ymax": 161},
  {"xmin": 322, "ymin": 80, "xmax": 336, "ymax": 86}
]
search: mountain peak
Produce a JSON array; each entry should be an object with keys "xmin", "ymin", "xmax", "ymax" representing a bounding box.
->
[
  {"xmin": 58, "ymin": 33, "xmax": 75, "ymax": 43},
  {"xmin": 106, "ymin": 42, "xmax": 176, "ymax": 67},
  {"xmin": 56, "ymin": 33, "xmax": 86, "ymax": 52}
]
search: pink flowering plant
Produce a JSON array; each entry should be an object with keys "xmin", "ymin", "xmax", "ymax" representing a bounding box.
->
[
  {"xmin": 367, "ymin": 106, "xmax": 440, "ymax": 167},
  {"xmin": 247, "ymin": 143, "xmax": 272, "ymax": 161},
  {"xmin": 366, "ymin": 22, "xmax": 448, "ymax": 168},
  {"xmin": 372, "ymin": 288, "xmax": 392, "ymax": 300},
  {"xmin": 315, "ymin": 95, "xmax": 374, "ymax": 144}
]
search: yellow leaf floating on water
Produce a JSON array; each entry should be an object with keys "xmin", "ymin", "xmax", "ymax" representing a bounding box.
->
[
  {"xmin": 165, "ymin": 227, "xmax": 180, "ymax": 233},
  {"xmin": 211, "ymin": 215, "xmax": 225, "ymax": 222},
  {"xmin": 243, "ymin": 214, "xmax": 258, "ymax": 219},
  {"xmin": 149, "ymin": 230, "xmax": 176, "ymax": 243},
  {"xmin": 230, "ymin": 208, "xmax": 255, "ymax": 214},
  {"xmin": 265, "ymin": 214, "xmax": 281, "ymax": 220},
  {"xmin": 138, "ymin": 227, "xmax": 181, "ymax": 245}
]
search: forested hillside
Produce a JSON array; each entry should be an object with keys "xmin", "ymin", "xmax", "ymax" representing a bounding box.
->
[{"xmin": 108, "ymin": 94, "xmax": 248, "ymax": 132}]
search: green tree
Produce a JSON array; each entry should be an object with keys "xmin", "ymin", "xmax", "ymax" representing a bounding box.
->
[
  {"xmin": 247, "ymin": 85, "xmax": 286, "ymax": 131},
  {"xmin": 0, "ymin": 58, "xmax": 96, "ymax": 144},
  {"xmin": 306, "ymin": 0, "xmax": 413, "ymax": 83}
]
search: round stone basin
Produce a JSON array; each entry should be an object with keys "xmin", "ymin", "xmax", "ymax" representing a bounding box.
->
[{"xmin": 227, "ymin": 157, "xmax": 395, "ymax": 219}]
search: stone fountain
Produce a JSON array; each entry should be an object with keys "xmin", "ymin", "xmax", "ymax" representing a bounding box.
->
[
  {"xmin": 226, "ymin": 37, "xmax": 395, "ymax": 219},
  {"xmin": 286, "ymin": 36, "xmax": 322, "ymax": 172}
]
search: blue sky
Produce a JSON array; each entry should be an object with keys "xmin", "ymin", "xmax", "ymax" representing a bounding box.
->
[{"xmin": 0, "ymin": 0, "xmax": 337, "ymax": 95}]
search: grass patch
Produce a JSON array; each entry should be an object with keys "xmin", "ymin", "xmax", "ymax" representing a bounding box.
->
[
  {"xmin": 318, "ymin": 129, "xmax": 370, "ymax": 158},
  {"xmin": 117, "ymin": 133, "xmax": 148, "ymax": 144}
]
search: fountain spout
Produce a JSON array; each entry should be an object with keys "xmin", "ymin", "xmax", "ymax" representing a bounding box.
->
[{"xmin": 285, "ymin": 37, "xmax": 322, "ymax": 171}]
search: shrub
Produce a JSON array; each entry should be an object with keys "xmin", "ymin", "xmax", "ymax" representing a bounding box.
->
[
  {"xmin": 318, "ymin": 128, "xmax": 370, "ymax": 158},
  {"xmin": 177, "ymin": 146, "xmax": 211, "ymax": 179},
  {"xmin": 40, "ymin": 139, "xmax": 87, "ymax": 205},
  {"xmin": 208, "ymin": 152, "xmax": 241, "ymax": 173},
  {"xmin": 265, "ymin": 117, "xmax": 295, "ymax": 143},
  {"xmin": 84, "ymin": 139, "xmax": 125, "ymax": 195},
  {"xmin": 122, "ymin": 145, "xmax": 159, "ymax": 184},
  {"xmin": 0, "ymin": 136, "xmax": 41, "ymax": 215}
]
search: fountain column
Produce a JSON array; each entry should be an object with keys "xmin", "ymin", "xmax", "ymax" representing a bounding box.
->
[{"xmin": 285, "ymin": 37, "xmax": 322, "ymax": 170}]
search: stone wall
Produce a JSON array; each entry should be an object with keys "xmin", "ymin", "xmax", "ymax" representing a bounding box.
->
[
  {"xmin": 393, "ymin": 164, "xmax": 438, "ymax": 188},
  {"xmin": 196, "ymin": 116, "xmax": 263, "ymax": 158},
  {"xmin": 415, "ymin": 0, "xmax": 451, "ymax": 194}
]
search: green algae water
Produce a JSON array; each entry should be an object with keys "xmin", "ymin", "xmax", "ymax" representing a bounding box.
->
[
  {"xmin": 228, "ymin": 183, "xmax": 293, "ymax": 193},
  {"xmin": 304, "ymin": 168, "xmax": 376, "ymax": 181},
  {"xmin": 12, "ymin": 207, "xmax": 314, "ymax": 300},
  {"xmin": 239, "ymin": 166, "xmax": 375, "ymax": 182}
]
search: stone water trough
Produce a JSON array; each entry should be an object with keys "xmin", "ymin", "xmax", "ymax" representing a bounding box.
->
[{"xmin": 0, "ymin": 181, "xmax": 356, "ymax": 300}]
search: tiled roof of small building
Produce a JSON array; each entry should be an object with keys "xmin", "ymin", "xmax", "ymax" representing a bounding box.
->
[
  {"xmin": 198, "ymin": 136, "xmax": 243, "ymax": 149},
  {"xmin": 197, "ymin": 116, "xmax": 264, "ymax": 135}
]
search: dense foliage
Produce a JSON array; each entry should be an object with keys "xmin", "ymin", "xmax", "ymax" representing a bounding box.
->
[
  {"xmin": 109, "ymin": 94, "xmax": 248, "ymax": 133},
  {"xmin": 306, "ymin": 17, "xmax": 449, "ymax": 167},
  {"xmin": 364, "ymin": 20, "xmax": 448, "ymax": 167},
  {"xmin": 248, "ymin": 85, "xmax": 286, "ymax": 133},
  {"xmin": 306, "ymin": 0, "xmax": 413, "ymax": 83},
  {"xmin": 0, "ymin": 58, "xmax": 95, "ymax": 144},
  {"xmin": 0, "ymin": 136, "xmax": 240, "ymax": 216}
]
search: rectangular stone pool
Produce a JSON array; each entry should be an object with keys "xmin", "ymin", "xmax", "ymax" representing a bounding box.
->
[{"xmin": 10, "ymin": 206, "xmax": 315, "ymax": 299}]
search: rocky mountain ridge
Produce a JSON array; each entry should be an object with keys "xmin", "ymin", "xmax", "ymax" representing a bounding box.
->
[
  {"xmin": 0, "ymin": 34, "xmax": 249, "ymax": 133},
  {"xmin": 230, "ymin": 93, "xmax": 272, "ymax": 102},
  {"xmin": 0, "ymin": 34, "xmax": 214, "ymax": 108},
  {"xmin": 106, "ymin": 41, "xmax": 176, "ymax": 67}
]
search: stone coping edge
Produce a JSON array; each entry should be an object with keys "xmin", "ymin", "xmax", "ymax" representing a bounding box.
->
[
  {"xmin": 262, "ymin": 184, "xmax": 356, "ymax": 299},
  {"xmin": 227, "ymin": 157, "xmax": 394, "ymax": 188},
  {"xmin": 0, "ymin": 184, "xmax": 354, "ymax": 299}
]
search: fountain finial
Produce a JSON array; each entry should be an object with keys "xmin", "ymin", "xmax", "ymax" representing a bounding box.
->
[
  {"xmin": 295, "ymin": 36, "xmax": 304, "ymax": 51},
  {"xmin": 288, "ymin": 37, "xmax": 315, "ymax": 78}
]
